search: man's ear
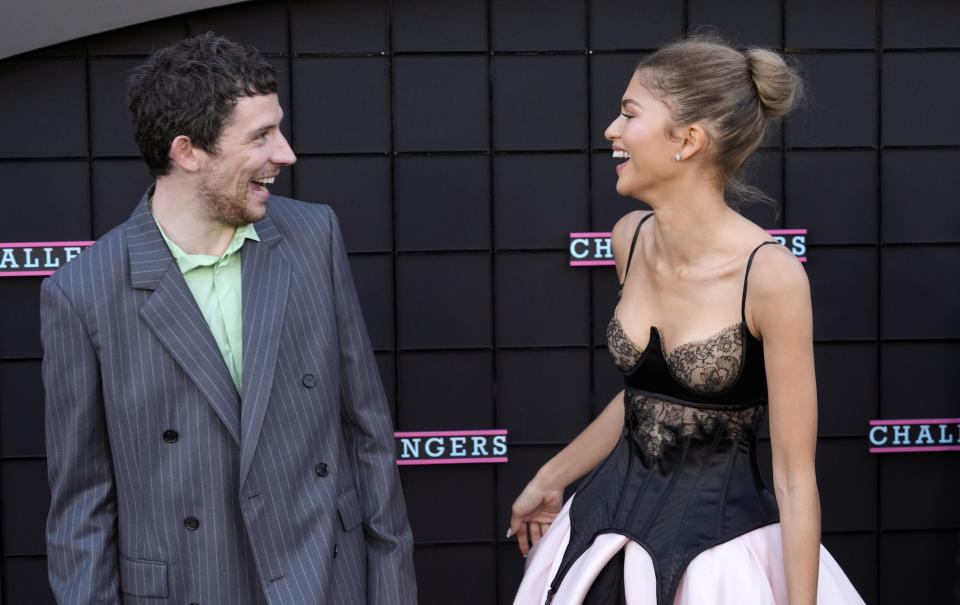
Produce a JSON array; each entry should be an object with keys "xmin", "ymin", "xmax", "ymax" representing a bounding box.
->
[{"xmin": 168, "ymin": 135, "xmax": 203, "ymax": 173}]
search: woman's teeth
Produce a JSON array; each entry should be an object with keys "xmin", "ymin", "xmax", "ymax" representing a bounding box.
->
[{"xmin": 612, "ymin": 150, "xmax": 630, "ymax": 159}]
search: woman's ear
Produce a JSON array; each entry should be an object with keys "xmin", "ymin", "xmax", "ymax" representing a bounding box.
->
[{"xmin": 677, "ymin": 123, "xmax": 709, "ymax": 161}]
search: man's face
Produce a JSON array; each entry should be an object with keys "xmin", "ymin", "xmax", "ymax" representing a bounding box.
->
[{"xmin": 197, "ymin": 93, "xmax": 296, "ymax": 226}]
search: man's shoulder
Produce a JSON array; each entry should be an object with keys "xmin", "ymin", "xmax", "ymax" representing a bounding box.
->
[
  {"xmin": 265, "ymin": 195, "xmax": 334, "ymax": 224},
  {"xmin": 263, "ymin": 196, "xmax": 339, "ymax": 244},
  {"xmin": 47, "ymin": 222, "xmax": 128, "ymax": 293}
]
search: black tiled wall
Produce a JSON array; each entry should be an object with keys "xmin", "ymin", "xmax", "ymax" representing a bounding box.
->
[{"xmin": 1, "ymin": 1, "xmax": 958, "ymax": 603}]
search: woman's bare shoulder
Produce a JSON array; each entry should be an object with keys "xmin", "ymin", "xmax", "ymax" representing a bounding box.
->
[
  {"xmin": 749, "ymin": 241, "xmax": 808, "ymax": 295},
  {"xmin": 611, "ymin": 210, "xmax": 652, "ymax": 278},
  {"xmin": 611, "ymin": 210, "xmax": 653, "ymax": 249},
  {"xmin": 745, "ymin": 242, "xmax": 811, "ymax": 338}
]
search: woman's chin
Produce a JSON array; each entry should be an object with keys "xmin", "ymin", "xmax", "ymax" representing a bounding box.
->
[{"xmin": 615, "ymin": 179, "xmax": 636, "ymax": 198}]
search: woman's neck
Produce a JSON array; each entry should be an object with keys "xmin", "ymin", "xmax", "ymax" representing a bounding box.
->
[{"xmin": 643, "ymin": 181, "xmax": 737, "ymax": 269}]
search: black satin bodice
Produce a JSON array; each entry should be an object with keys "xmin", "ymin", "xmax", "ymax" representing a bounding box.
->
[{"xmin": 544, "ymin": 225, "xmax": 781, "ymax": 605}]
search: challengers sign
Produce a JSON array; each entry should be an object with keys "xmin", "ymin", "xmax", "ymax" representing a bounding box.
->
[
  {"xmin": 868, "ymin": 418, "xmax": 960, "ymax": 453},
  {"xmin": 569, "ymin": 229, "xmax": 808, "ymax": 266},
  {"xmin": 0, "ymin": 241, "xmax": 94, "ymax": 276},
  {"xmin": 395, "ymin": 430, "xmax": 508, "ymax": 466}
]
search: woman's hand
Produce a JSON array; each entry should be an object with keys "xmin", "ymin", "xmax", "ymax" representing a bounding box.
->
[
  {"xmin": 508, "ymin": 478, "xmax": 564, "ymax": 556},
  {"xmin": 506, "ymin": 391, "xmax": 627, "ymax": 557}
]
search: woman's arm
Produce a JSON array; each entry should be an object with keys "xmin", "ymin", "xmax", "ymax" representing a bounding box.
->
[
  {"xmin": 509, "ymin": 391, "xmax": 625, "ymax": 555},
  {"xmin": 508, "ymin": 211, "xmax": 648, "ymax": 555},
  {"xmin": 749, "ymin": 245, "xmax": 821, "ymax": 605}
]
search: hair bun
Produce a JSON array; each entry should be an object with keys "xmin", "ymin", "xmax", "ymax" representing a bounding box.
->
[{"xmin": 744, "ymin": 48, "xmax": 802, "ymax": 118}]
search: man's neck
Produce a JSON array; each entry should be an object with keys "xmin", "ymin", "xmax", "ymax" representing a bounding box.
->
[{"xmin": 151, "ymin": 179, "xmax": 236, "ymax": 257}]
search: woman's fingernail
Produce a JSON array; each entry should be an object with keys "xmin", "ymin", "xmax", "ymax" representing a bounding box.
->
[{"xmin": 506, "ymin": 528, "xmax": 513, "ymax": 539}]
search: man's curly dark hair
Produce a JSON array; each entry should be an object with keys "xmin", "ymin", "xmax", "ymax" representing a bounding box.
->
[{"xmin": 126, "ymin": 32, "xmax": 278, "ymax": 177}]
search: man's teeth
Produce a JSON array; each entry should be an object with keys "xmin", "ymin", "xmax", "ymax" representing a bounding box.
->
[
  {"xmin": 252, "ymin": 177, "xmax": 275, "ymax": 185},
  {"xmin": 612, "ymin": 150, "xmax": 630, "ymax": 159}
]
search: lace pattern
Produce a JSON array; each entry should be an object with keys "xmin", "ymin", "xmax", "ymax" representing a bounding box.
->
[
  {"xmin": 607, "ymin": 316, "xmax": 643, "ymax": 372},
  {"xmin": 607, "ymin": 318, "xmax": 744, "ymax": 394},
  {"xmin": 625, "ymin": 393, "xmax": 765, "ymax": 467},
  {"xmin": 607, "ymin": 316, "xmax": 761, "ymax": 466},
  {"xmin": 664, "ymin": 323, "xmax": 743, "ymax": 393}
]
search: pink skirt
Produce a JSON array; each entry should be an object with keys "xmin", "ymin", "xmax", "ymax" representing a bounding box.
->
[{"xmin": 514, "ymin": 497, "xmax": 865, "ymax": 605}]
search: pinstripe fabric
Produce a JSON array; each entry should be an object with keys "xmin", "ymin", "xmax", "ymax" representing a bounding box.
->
[{"xmin": 41, "ymin": 192, "xmax": 416, "ymax": 604}]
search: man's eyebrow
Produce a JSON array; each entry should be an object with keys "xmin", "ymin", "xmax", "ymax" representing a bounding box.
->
[
  {"xmin": 248, "ymin": 123, "xmax": 277, "ymax": 138},
  {"xmin": 248, "ymin": 111, "xmax": 284, "ymax": 138}
]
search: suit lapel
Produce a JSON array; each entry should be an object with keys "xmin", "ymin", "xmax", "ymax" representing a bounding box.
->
[
  {"xmin": 239, "ymin": 211, "xmax": 290, "ymax": 484},
  {"xmin": 128, "ymin": 194, "xmax": 242, "ymax": 445}
]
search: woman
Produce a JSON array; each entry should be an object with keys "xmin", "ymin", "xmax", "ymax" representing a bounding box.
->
[{"xmin": 508, "ymin": 37, "xmax": 865, "ymax": 605}]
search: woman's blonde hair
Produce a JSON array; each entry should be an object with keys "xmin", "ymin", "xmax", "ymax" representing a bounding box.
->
[{"xmin": 637, "ymin": 35, "xmax": 803, "ymax": 208}]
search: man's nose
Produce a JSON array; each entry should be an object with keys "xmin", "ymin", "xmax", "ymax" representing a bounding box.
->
[{"xmin": 273, "ymin": 132, "xmax": 297, "ymax": 166}]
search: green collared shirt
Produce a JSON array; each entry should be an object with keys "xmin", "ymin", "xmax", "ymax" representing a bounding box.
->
[{"xmin": 154, "ymin": 216, "xmax": 259, "ymax": 394}]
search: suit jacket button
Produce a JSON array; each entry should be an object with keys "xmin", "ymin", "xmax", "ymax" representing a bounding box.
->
[
  {"xmin": 333, "ymin": 543, "xmax": 339, "ymax": 558},
  {"xmin": 315, "ymin": 463, "xmax": 329, "ymax": 477},
  {"xmin": 184, "ymin": 516, "xmax": 200, "ymax": 530},
  {"xmin": 302, "ymin": 374, "xmax": 316, "ymax": 388},
  {"xmin": 163, "ymin": 429, "xmax": 179, "ymax": 443}
]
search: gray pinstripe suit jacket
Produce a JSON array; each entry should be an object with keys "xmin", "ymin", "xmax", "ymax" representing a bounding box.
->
[{"xmin": 41, "ymin": 193, "xmax": 416, "ymax": 604}]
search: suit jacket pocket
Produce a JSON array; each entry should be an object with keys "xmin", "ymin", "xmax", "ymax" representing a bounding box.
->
[
  {"xmin": 337, "ymin": 487, "xmax": 363, "ymax": 532},
  {"xmin": 119, "ymin": 555, "xmax": 168, "ymax": 598}
]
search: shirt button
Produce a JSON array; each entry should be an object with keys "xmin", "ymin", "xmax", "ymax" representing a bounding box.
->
[
  {"xmin": 184, "ymin": 516, "xmax": 200, "ymax": 530},
  {"xmin": 302, "ymin": 374, "xmax": 316, "ymax": 388},
  {"xmin": 315, "ymin": 463, "xmax": 329, "ymax": 478},
  {"xmin": 163, "ymin": 429, "xmax": 179, "ymax": 443},
  {"xmin": 333, "ymin": 543, "xmax": 339, "ymax": 558}
]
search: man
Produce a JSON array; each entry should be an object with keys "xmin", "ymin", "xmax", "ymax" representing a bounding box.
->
[{"xmin": 40, "ymin": 33, "xmax": 416, "ymax": 604}]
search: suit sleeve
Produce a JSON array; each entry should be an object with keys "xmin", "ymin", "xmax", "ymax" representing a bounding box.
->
[
  {"xmin": 327, "ymin": 208, "xmax": 417, "ymax": 604},
  {"xmin": 41, "ymin": 277, "xmax": 121, "ymax": 604}
]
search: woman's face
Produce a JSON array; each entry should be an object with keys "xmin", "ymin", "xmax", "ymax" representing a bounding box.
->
[{"xmin": 604, "ymin": 71, "xmax": 679, "ymax": 199}]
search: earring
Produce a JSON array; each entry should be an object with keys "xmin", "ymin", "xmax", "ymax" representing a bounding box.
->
[{"xmin": 675, "ymin": 153, "xmax": 682, "ymax": 161}]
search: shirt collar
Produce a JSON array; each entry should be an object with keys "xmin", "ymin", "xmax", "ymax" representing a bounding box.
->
[{"xmin": 153, "ymin": 215, "xmax": 260, "ymax": 274}]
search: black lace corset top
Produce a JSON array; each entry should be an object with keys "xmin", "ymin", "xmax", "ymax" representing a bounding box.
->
[
  {"xmin": 550, "ymin": 316, "xmax": 778, "ymax": 605},
  {"xmin": 606, "ymin": 316, "xmax": 769, "ymax": 469},
  {"xmin": 607, "ymin": 316, "xmax": 768, "ymax": 409}
]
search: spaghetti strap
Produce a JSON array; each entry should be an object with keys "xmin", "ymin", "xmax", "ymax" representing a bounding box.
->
[
  {"xmin": 621, "ymin": 213, "xmax": 654, "ymax": 286},
  {"xmin": 741, "ymin": 240, "xmax": 780, "ymax": 323}
]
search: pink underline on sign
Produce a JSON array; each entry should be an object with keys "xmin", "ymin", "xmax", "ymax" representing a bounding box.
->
[
  {"xmin": 869, "ymin": 418, "xmax": 960, "ymax": 426},
  {"xmin": 571, "ymin": 231, "xmax": 805, "ymax": 238},
  {"xmin": 0, "ymin": 241, "xmax": 95, "ymax": 248},
  {"xmin": 394, "ymin": 429, "xmax": 508, "ymax": 438},
  {"xmin": 0, "ymin": 270, "xmax": 56, "ymax": 277},
  {"xmin": 396, "ymin": 457, "xmax": 509, "ymax": 466},
  {"xmin": 870, "ymin": 446, "xmax": 960, "ymax": 453},
  {"xmin": 570, "ymin": 260, "xmax": 616, "ymax": 266}
]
